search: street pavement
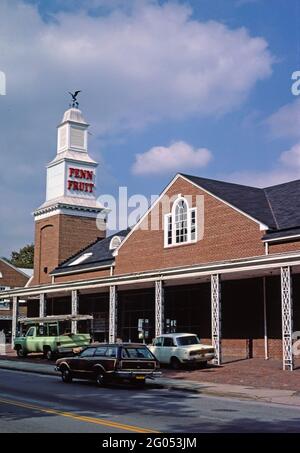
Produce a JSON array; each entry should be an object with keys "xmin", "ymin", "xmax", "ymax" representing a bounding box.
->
[{"xmin": 1, "ymin": 368, "xmax": 300, "ymax": 432}]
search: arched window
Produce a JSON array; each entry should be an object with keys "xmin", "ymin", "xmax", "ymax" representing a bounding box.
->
[
  {"xmin": 175, "ymin": 198, "xmax": 188, "ymax": 243},
  {"xmin": 164, "ymin": 196, "xmax": 197, "ymax": 247},
  {"xmin": 109, "ymin": 236, "xmax": 122, "ymax": 250}
]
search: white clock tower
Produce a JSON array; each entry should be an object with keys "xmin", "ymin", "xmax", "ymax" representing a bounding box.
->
[{"xmin": 32, "ymin": 104, "xmax": 106, "ymax": 286}]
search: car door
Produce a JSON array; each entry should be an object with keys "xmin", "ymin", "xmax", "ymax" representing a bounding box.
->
[
  {"xmin": 70, "ymin": 347, "xmax": 97, "ymax": 378},
  {"xmin": 161, "ymin": 336, "xmax": 176, "ymax": 363},
  {"xmin": 91, "ymin": 346, "xmax": 108, "ymax": 373},
  {"xmin": 24, "ymin": 327, "xmax": 37, "ymax": 353},
  {"xmin": 151, "ymin": 337, "xmax": 164, "ymax": 362}
]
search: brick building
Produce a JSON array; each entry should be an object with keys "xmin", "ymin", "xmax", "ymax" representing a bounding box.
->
[
  {"xmin": 1, "ymin": 104, "xmax": 300, "ymax": 370},
  {"xmin": 0, "ymin": 258, "xmax": 31, "ymax": 337}
]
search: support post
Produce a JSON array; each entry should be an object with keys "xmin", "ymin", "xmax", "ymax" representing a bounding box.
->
[
  {"xmin": 263, "ymin": 277, "xmax": 269, "ymax": 360},
  {"xmin": 281, "ymin": 266, "xmax": 294, "ymax": 371},
  {"xmin": 11, "ymin": 296, "xmax": 19, "ymax": 347},
  {"xmin": 71, "ymin": 290, "xmax": 79, "ymax": 334},
  {"xmin": 39, "ymin": 293, "xmax": 46, "ymax": 318},
  {"xmin": 211, "ymin": 274, "xmax": 222, "ymax": 365},
  {"xmin": 109, "ymin": 286, "xmax": 118, "ymax": 343},
  {"xmin": 155, "ymin": 280, "xmax": 165, "ymax": 337}
]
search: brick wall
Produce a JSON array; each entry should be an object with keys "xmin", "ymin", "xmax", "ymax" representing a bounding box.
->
[
  {"xmin": 115, "ymin": 176, "xmax": 266, "ymax": 275},
  {"xmin": 200, "ymin": 338, "xmax": 282, "ymax": 359},
  {"xmin": 0, "ymin": 260, "xmax": 29, "ymax": 288},
  {"xmin": 269, "ymin": 241, "xmax": 300, "ymax": 254},
  {"xmin": 53, "ymin": 267, "xmax": 111, "ymax": 284},
  {"xmin": 31, "ymin": 214, "xmax": 105, "ymax": 286}
]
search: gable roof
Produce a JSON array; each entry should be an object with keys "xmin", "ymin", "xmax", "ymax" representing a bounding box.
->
[
  {"xmin": 181, "ymin": 174, "xmax": 277, "ymax": 229},
  {"xmin": 52, "ymin": 173, "xmax": 300, "ymax": 276},
  {"xmin": 0, "ymin": 258, "xmax": 32, "ymax": 279},
  {"xmin": 51, "ymin": 229, "xmax": 130, "ymax": 275},
  {"xmin": 264, "ymin": 179, "xmax": 300, "ymax": 230}
]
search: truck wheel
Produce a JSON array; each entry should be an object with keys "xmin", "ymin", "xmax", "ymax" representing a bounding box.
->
[
  {"xmin": 44, "ymin": 348, "xmax": 54, "ymax": 361},
  {"xmin": 170, "ymin": 357, "xmax": 181, "ymax": 370},
  {"xmin": 16, "ymin": 347, "xmax": 27, "ymax": 358},
  {"xmin": 61, "ymin": 368, "xmax": 73, "ymax": 383}
]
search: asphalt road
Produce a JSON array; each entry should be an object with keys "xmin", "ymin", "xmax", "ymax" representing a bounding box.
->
[{"xmin": 0, "ymin": 369, "xmax": 300, "ymax": 433}]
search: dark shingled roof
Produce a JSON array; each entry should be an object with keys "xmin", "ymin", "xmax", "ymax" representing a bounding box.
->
[
  {"xmin": 181, "ymin": 174, "xmax": 277, "ymax": 229},
  {"xmin": 264, "ymin": 180, "xmax": 300, "ymax": 230},
  {"xmin": 51, "ymin": 229, "xmax": 130, "ymax": 275},
  {"xmin": 182, "ymin": 174, "xmax": 300, "ymax": 236}
]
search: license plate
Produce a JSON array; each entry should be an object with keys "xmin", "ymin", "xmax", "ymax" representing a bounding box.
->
[{"xmin": 136, "ymin": 376, "xmax": 145, "ymax": 380}]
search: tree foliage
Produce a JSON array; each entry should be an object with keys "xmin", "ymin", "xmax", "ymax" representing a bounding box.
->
[{"xmin": 10, "ymin": 244, "xmax": 34, "ymax": 269}]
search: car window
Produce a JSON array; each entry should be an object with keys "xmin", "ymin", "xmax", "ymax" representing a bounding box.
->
[
  {"xmin": 48, "ymin": 324, "xmax": 58, "ymax": 337},
  {"xmin": 153, "ymin": 337, "xmax": 163, "ymax": 346},
  {"xmin": 26, "ymin": 327, "xmax": 35, "ymax": 337},
  {"xmin": 163, "ymin": 337, "xmax": 174, "ymax": 347},
  {"xmin": 105, "ymin": 347, "xmax": 117, "ymax": 358},
  {"xmin": 80, "ymin": 347, "xmax": 96, "ymax": 358},
  {"xmin": 121, "ymin": 347, "xmax": 154, "ymax": 359},
  {"xmin": 95, "ymin": 347, "xmax": 107, "ymax": 357},
  {"xmin": 176, "ymin": 336, "xmax": 200, "ymax": 346},
  {"xmin": 37, "ymin": 325, "xmax": 46, "ymax": 336}
]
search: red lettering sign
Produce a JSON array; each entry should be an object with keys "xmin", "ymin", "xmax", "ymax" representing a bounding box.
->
[{"xmin": 68, "ymin": 167, "xmax": 95, "ymax": 193}]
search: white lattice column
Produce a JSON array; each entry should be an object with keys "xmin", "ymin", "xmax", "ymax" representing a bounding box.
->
[
  {"xmin": 281, "ymin": 266, "xmax": 294, "ymax": 371},
  {"xmin": 71, "ymin": 290, "xmax": 79, "ymax": 334},
  {"xmin": 11, "ymin": 296, "xmax": 19, "ymax": 347},
  {"xmin": 109, "ymin": 286, "xmax": 118, "ymax": 343},
  {"xmin": 39, "ymin": 293, "xmax": 46, "ymax": 318},
  {"xmin": 155, "ymin": 280, "xmax": 165, "ymax": 337},
  {"xmin": 211, "ymin": 274, "xmax": 222, "ymax": 365}
]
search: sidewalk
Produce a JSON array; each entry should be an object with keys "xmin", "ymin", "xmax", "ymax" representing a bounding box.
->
[{"xmin": 1, "ymin": 356, "xmax": 300, "ymax": 408}]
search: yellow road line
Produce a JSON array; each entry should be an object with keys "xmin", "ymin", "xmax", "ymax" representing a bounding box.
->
[{"xmin": 0, "ymin": 397, "xmax": 159, "ymax": 433}]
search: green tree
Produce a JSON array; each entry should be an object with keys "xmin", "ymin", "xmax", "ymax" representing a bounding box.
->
[{"xmin": 10, "ymin": 244, "xmax": 34, "ymax": 269}]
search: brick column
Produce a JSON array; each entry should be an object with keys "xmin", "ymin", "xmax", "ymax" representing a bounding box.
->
[
  {"xmin": 11, "ymin": 296, "xmax": 19, "ymax": 347},
  {"xmin": 71, "ymin": 290, "xmax": 79, "ymax": 334}
]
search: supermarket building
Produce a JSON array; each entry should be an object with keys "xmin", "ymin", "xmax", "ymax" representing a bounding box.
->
[{"xmin": 1, "ymin": 104, "xmax": 300, "ymax": 371}]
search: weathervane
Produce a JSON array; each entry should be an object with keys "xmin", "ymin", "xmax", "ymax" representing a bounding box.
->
[{"xmin": 68, "ymin": 90, "xmax": 81, "ymax": 108}]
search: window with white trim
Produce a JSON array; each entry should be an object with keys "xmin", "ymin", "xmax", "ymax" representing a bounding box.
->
[{"xmin": 164, "ymin": 196, "xmax": 197, "ymax": 247}]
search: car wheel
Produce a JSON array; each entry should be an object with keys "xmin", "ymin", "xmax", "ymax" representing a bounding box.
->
[
  {"xmin": 16, "ymin": 347, "xmax": 27, "ymax": 358},
  {"xmin": 45, "ymin": 349, "xmax": 54, "ymax": 361},
  {"xmin": 170, "ymin": 357, "xmax": 181, "ymax": 370},
  {"xmin": 61, "ymin": 367, "xmax": 73, "ymax": 383},
  {"xmin": 95, "ymin": 371, "xmax": 106, "ymax": 387}
]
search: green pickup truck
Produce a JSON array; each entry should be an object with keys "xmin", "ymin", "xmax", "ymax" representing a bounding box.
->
[{"xmin": 14, "ymin": 315, "xmax": 92, "ymax": 360}]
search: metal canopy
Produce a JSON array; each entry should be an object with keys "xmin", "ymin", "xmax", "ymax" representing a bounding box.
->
[{"xmin": 19, "ymin": 314, "xmax": 93, "ymax": 325}]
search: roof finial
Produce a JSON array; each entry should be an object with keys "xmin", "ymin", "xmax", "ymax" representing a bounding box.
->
[{"xmin": 68, "ymin": 90, "xmax": 81, "ymax": 109}]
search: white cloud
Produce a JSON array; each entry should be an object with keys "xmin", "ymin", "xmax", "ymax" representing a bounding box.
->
[
  {"xmin": 132, "ymin": 141, "xmax": 212, "ymax": 175},
  {"xmin": 0, "ymin": 0, "xmax": 273, "ymax": 255},
  {"xmin": 226, "ymin": 143, "xmax": 300, "ymax": 187},
  {"xmin": 0, "ymin": 0, "xmax": 273, "ymax": 133},
  {"xmin": 266, "ymin": 98, "xmax": 300, "ymax": 139}
]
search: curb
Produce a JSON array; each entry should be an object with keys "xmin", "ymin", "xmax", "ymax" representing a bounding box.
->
[{"xmin": 0, "ymin": 363, "xmax": 57, "ymax": 376}]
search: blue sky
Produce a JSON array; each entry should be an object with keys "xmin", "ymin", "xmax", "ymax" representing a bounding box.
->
[{"xmin": 0, "ymin": 0, "xmax": 300, "ymax": 257}]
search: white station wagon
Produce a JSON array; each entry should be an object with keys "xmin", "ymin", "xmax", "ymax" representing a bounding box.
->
[{"xmin": 149, "ymin": 333, "xmax": 215, "ymax": 369}]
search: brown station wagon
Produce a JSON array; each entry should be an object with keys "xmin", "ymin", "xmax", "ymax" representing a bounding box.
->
[{"xmin": 55, "ymin": 342, "xmax": 161, "ymax": 386}]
